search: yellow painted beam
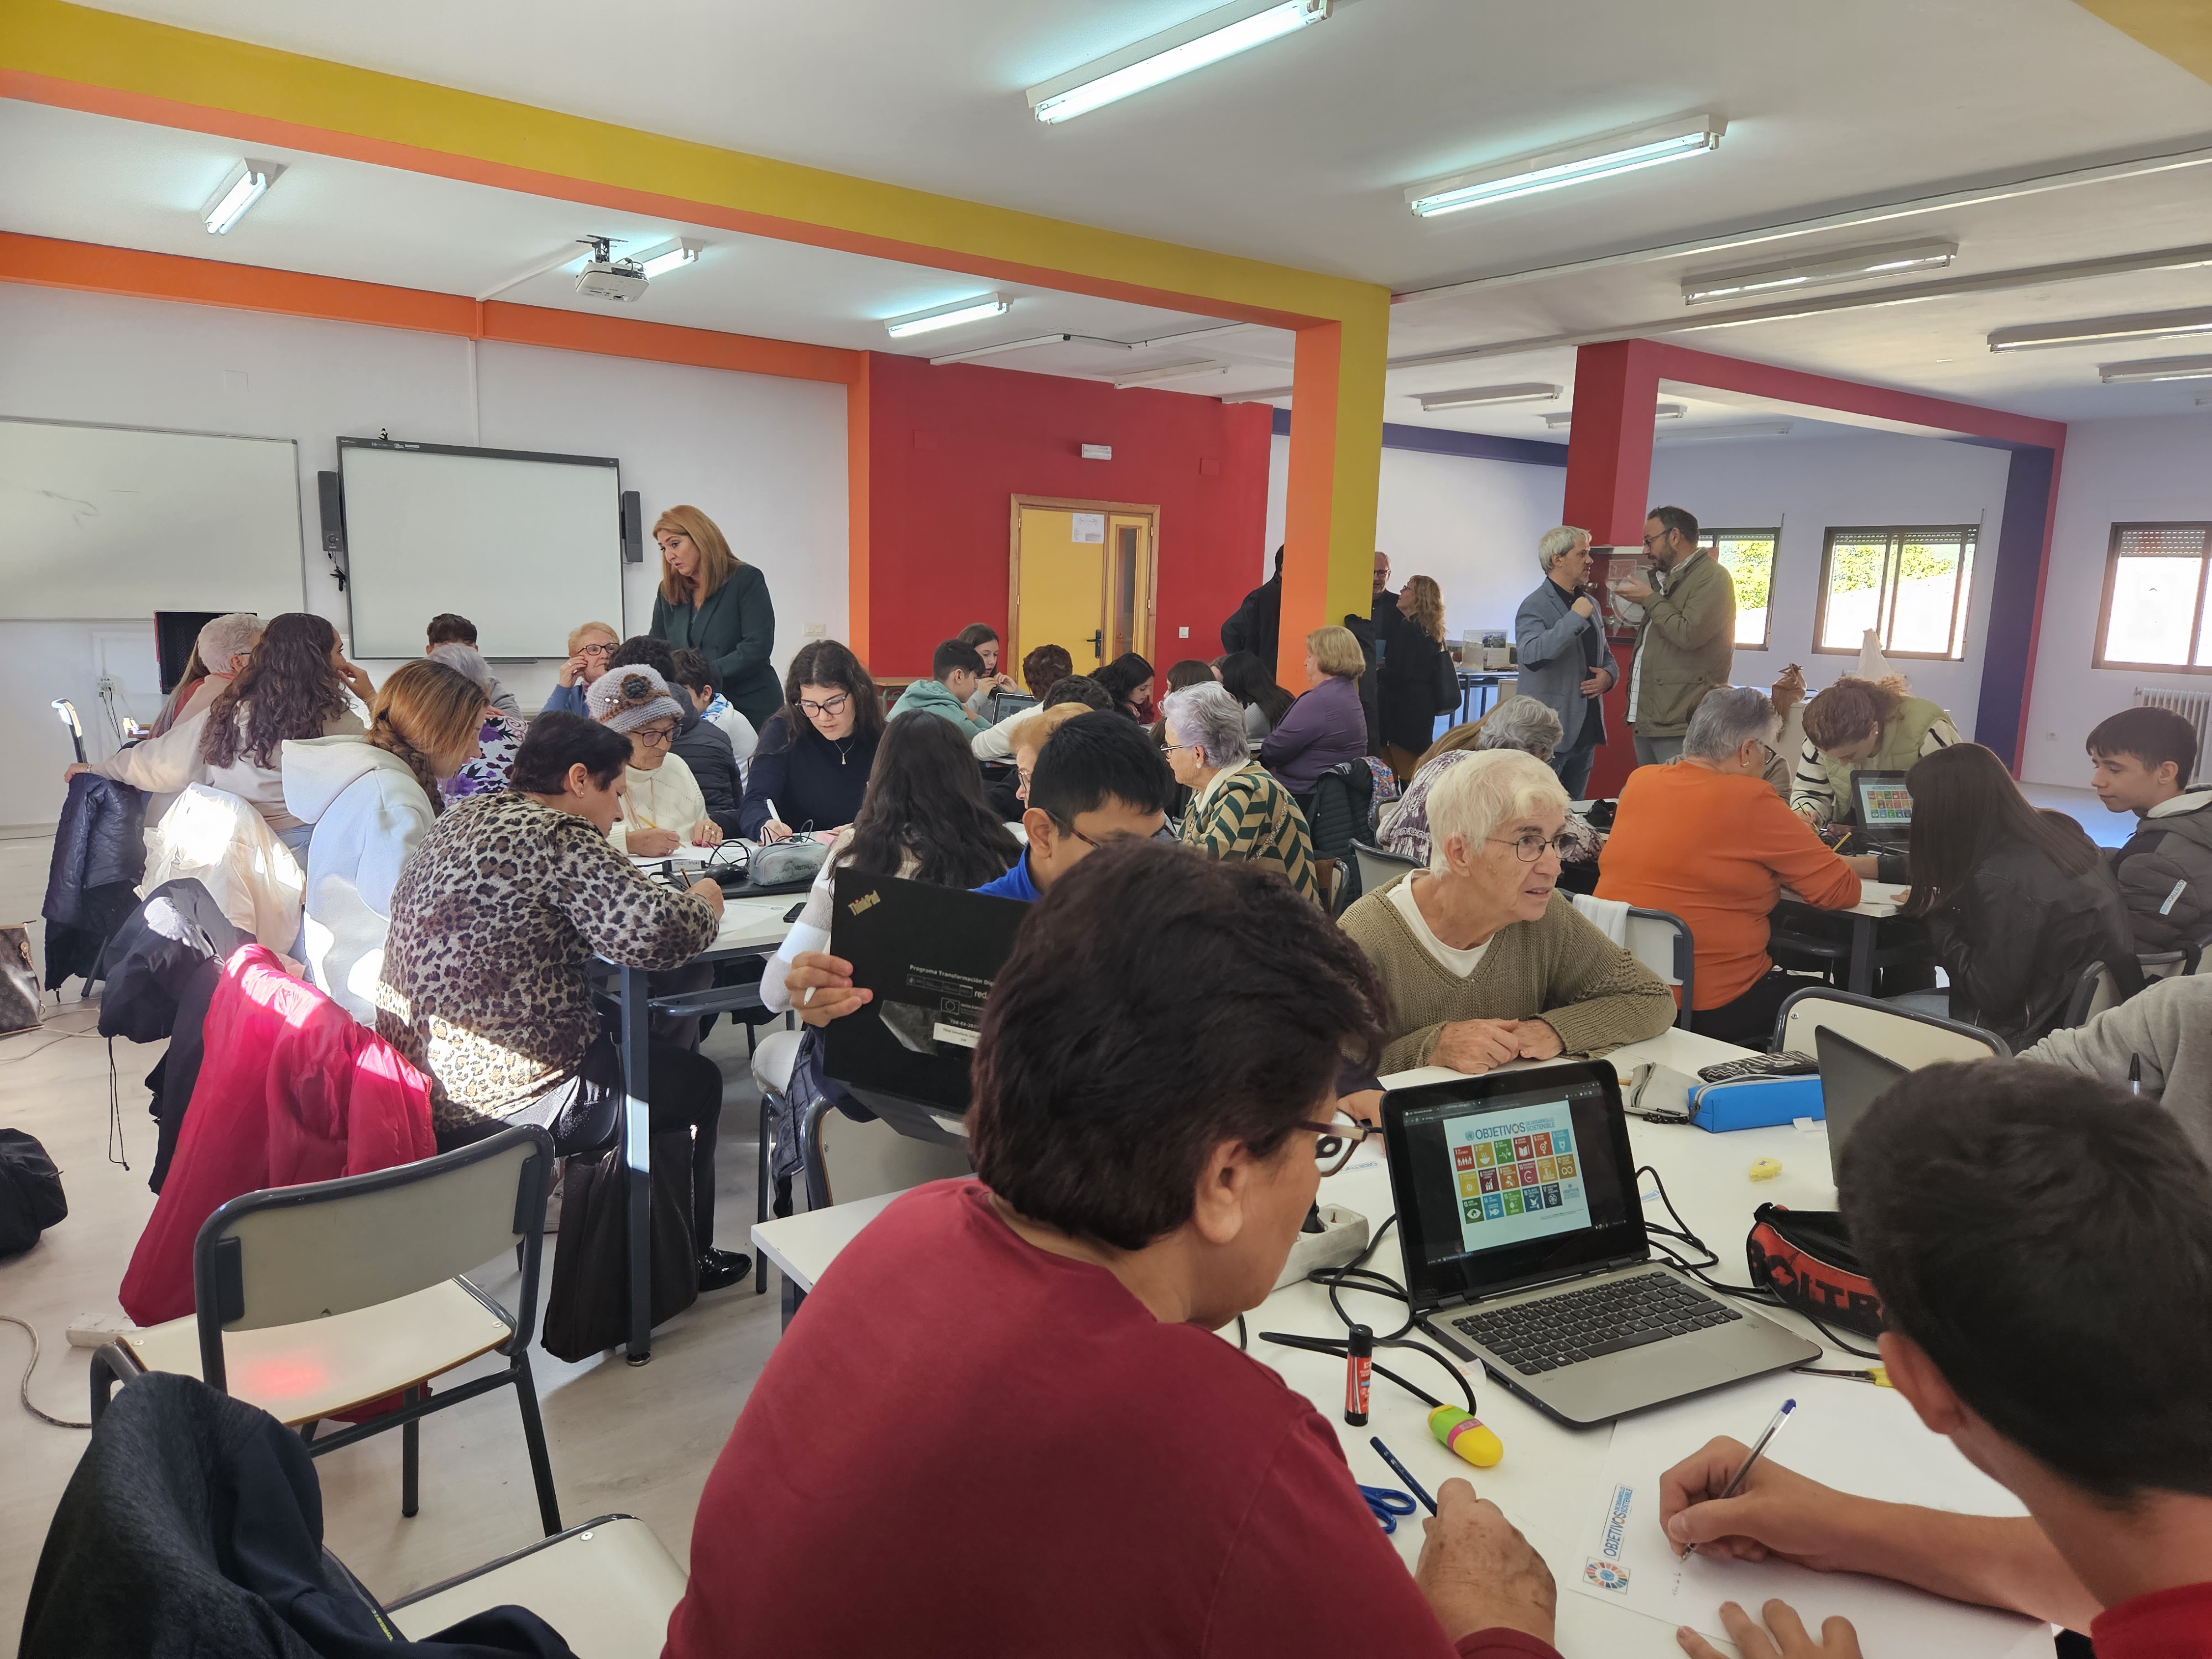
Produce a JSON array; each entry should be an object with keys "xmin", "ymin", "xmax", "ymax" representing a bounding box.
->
[{"xmin": 2073, "ymin": 0, "xmax": 2212, "ymax": 84}]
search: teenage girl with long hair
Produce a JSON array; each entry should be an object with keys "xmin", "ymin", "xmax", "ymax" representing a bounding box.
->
[
  {"xmin": 739, "ymin": 641, "xmax": 886, "ymax": 843},
  {"xmin": 200, "ymin": 612, "xmax": 371, "ymax": 849}
]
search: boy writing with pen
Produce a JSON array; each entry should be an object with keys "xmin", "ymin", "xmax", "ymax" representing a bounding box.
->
[{"xmin": 1660, "ymin": 1060, "xmax": 2212, "ymax": 1658}]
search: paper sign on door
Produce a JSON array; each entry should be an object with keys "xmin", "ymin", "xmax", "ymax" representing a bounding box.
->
[{"xmin": 1070, "ymin": 513, "xmax": 1105, "ymax": 543}]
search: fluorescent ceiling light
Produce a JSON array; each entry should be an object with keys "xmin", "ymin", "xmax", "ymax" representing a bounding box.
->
[
  {"xmin": 1542, "ymin": 403, "xmax": 1686, "ymax": 429},
  {"xmin": 1655, "ymin": 421, "xmax": 1794, "ymax": 442},
  {"xmin": 929, "ymin": 332, "xmax": 1136, "ymax": 366},
  {"xmin": 1416, "ymin": 382, "xmax": 1561, "ymax": 411},
  {"xmin": 2098, "ymin": 354, "xmax": 2212, "ymax": 384},
  {"xmin": 1989, "ymin": 307, "xmax": 2212, "ymax": 352},
  {"xmin": 1113, "ymin": 359, "xmax": 1232, "ymax": 388},
  {"xmin": 885, "ymin": 293, "xmax": 1009, "ymax": 338},
  {"xmin": 1682, "ymin": 240, "xmax": 1957, "ymax": 306},
  {"xmin": 1026, "ymin": 0, "xmax": 1329, "ymax": 124},
  {"xmin": 201, "ymin": 159, "xmax": 283, "ymax": 234},
  {"xmin": 633, "ymin": 238, "xmax": 703, "ymax": 279},
  {"xmin": 1406, "ymin": 115, "xmax": 1722, "ymax": 218}
]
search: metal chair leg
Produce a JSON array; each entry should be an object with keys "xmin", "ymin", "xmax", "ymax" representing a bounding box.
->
[
  {"xmin": 88, "ymin": 1344, "xmax": 124, "ymax": 1424},
  {"xmin": 510, "ymin": 1356, "xmax": 563, "ymax": 1537},
  {"xmin": 755, "ymin": 1097, "xmax": 772, "ymax": 1295},
  {"xmin": 401, "ymin": 1385, "xmax": 421, "ymax": 1518}
]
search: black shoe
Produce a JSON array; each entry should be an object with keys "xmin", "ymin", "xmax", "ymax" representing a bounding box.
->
[{"xmin": 697, "ymin": 1248, "xmax": 752, "ymax": 1293}]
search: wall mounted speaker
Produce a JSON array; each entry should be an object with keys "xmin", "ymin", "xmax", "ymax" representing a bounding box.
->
[
  {"xmin": 316, "ymin": 470, "xmax": 346, "ymax": 554},
  {"xmin": 621, "ymin": 489, "xmax": 644, "ymax": 563}
]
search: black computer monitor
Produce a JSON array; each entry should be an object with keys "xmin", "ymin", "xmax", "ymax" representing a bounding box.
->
[{"xmin": 154, "ymin": 611, "xmax": 225, "ymax": 693}]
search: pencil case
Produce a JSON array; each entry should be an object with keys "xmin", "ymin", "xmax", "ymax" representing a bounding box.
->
[{"xmin": 1685, "ymin": 1074, "xmax": 1824, "ymax": 1133}]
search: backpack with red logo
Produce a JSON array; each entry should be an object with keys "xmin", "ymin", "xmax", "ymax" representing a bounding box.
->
[{"xmin": 1745, "ymin": 1203, "xmax": 1884, "ymax": 1338}]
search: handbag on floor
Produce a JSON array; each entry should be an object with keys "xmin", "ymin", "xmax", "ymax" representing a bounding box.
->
[{"xmin": 539, "ymin": 1128, "xmax": 697, "ymax": 1361}]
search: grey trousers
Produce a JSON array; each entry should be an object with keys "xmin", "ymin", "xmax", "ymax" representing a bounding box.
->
[{"xmin": 1632, "ymin": 732, "xmax": 1684, "ymax": 766}]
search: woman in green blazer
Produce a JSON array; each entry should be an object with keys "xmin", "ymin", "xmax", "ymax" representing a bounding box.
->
[{"xmin": 649, "ymin": 504, "xmax": 781, "ymax": 727}]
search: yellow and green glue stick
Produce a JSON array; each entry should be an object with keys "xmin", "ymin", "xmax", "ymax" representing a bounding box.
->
[{"xmin": 1428, "ymin": 1405, "xmax": 1504, "ymax": 1468}]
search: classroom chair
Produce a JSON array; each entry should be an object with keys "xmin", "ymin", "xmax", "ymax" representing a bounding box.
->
[
  {"xmin": 1626, "ymin": 908, "xmax": 1697, "ymax": 1030},
  {"xmin": 387, "ymin": 1515, "xmax": 689, "ymax": 1656},
  {"xmin": 2064, "ymin": 947, "xmax": 2197, "ymax": 1029},
  {"xmin": 750, "ymin": 1025, "xmax": 805, "ymax": 1295},
  {"xmin": 1771, "ymin": 986, "xmax": 2010, "ymax": 1066},
  {"xmin": 797, "ymin": 1095, "xmax": 972, "ymax": 1213},
  {"xmin": 1351, "ymin": 839, "xmax": 1422, "ymax": 904},
  {"xmin": 88, "ymin": 1125, "xmax": 564, "ymax": 1537},
  {"xmin": 1306, "ymin": 763, "xmax": 1375, "ymax": 913}
]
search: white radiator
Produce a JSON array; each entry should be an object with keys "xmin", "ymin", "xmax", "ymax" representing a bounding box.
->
[{"xmin": 2134, "ymin": 687, "xmax": 2212, "ymax": 783}]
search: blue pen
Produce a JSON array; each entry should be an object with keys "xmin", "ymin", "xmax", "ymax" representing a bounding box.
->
[
  {"xmin": 1686, "ymin": 1399, "xmax": 1796, "ymax": 1558},
  {"xmin": 1370, "ymin": 1435, "xmax": 1437, "ymax": 1515}
]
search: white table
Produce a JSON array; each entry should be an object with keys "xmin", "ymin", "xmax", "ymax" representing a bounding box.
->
[{"xmin": 746, "ymin": 1028, "xmax": 2038, "ymax": 1657}]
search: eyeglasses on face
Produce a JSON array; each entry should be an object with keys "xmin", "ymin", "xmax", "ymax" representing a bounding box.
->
[
  {"xmin": 799, "ymin": 692, "xmax": 850, "ymax": 718},
  {"xmin": 1641, "ymin": 531, "xmax": 1667, "ymax": 547},
  {"xmin": 1488, "ymin": 827, "xmax": 1577, "ymax": 862},
  {"xmin": 1297, "ymin": 1108, "xmax": 1380, "ymax": 1177},
  {"xmin": 580, "ymin": 643, "xmax": 615, "ymax": 659},
  {"xmin": 633, "ymin": 723, "xmax": 677, "ymax": 748}
]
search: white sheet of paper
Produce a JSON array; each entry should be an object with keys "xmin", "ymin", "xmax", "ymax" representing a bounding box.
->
[
  {"xmin": 1070, "ymin": 512, "xmax": 1105, "ymax": 543},
  {"xmin": 629, "ymin": 842, "xmax": 718, "ymax": 865},
  {"xmin": 1568, "ymin": 1376, "xmax": 2048, "ymax": 1657}
]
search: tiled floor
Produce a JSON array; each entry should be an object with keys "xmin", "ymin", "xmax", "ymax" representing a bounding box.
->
[{"xmin": 0, "ymin": 828, "xmax": 785, "ymax": 1631}]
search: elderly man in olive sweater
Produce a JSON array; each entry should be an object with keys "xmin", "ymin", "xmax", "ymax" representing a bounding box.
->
[{"xmin": 1338, "ymin": 748, "xmax": 1674, "ymax": 1073}]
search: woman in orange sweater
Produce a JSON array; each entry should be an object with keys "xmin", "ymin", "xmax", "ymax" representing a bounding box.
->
[{"xmin": 1597, "ymin": 686, "xmax": 1882, "ymax": 1047}]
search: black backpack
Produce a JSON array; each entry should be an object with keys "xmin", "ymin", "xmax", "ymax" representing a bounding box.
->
[{"xmin": 0, "ymin": 1129, "xmax": 67, "ymax": 1258}]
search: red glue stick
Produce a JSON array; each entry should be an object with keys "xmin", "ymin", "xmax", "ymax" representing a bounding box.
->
[{"xmin": 1344, "ymin": 1324, "xmax": 1373, "ymax": 1426}]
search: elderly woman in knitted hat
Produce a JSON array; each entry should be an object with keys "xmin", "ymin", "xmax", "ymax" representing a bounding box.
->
[{"xmin": 589, "ymin": 665, "xmax": 724, "ymax": 857}]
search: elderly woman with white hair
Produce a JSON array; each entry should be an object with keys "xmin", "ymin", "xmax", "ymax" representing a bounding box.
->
[
  {"xmin": 1597, "ymin": 685, "xmax": 1882, "ymax": 1047},
  {"xmin": 66, "ymin": 613, "xmax": 265, "ymax": 804},
  {"xmin": 1339, "ymin": 748, "xmax": 1674, "ymax": 1073},
  {"xmin": 1162, "ymin": 681, "xmax": 1321, "ymax": 905},
  {"xmin": 1379, "ymin": 697, "xmax": 1603, "ymax": 875},
  {"xmin": 1514, "ymin": 524, "xmax": 1616, "ymax": 799}
]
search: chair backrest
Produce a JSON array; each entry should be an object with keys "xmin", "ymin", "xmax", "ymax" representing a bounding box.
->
[
  {"xmin": 192, "ymin": 1126, "xmax": 551, "ymax": 1367},
  {"xmin": 1623, "ymin": 907, "xmax": 1695, "ymax": 1030},
  {"xmin": 1775, "ymin": 987, "xmax": 2009, "ymax": 1066},
  {"xmin": 2145, "ymin": 946, "xmax": 2199, "ymax": 980},
  {"xmin": 801, "ymin": 1100, "xmax": 971, "ymax": 1211},
  {"xmin": 1353, "ymin": 840, "xmax": 1422, "ymax": 899},
  {"xmin": 2066, "ymin": 961, "xmax": 2121, "ymax": 1030}
]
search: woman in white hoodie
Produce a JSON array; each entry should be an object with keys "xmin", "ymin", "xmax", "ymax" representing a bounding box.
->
[{"xmin": 283, "ymin": 660, "xmax": 488, "ymax": 1023}]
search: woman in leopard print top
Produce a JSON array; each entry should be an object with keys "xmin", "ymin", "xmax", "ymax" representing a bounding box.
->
[{"xmin": 376, "ymin": 714, "xmax": 751, "ymax": 1288}]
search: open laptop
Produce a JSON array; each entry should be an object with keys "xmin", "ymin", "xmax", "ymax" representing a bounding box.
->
[
  {"xmin": 984, "ymin": 690, "xmax": 1039, "ymax": 726},
  {"xmin": 1383, "ymin": 1062, "xmax": 1819, "ymax": 1426},
  {"xmin": 1814, "ymin": 1027, "xmax": 1910, "ymax": 1184},
  {"xmin": 1850, "ymin": 768, "xmax": 1914, "ymax": 853}
]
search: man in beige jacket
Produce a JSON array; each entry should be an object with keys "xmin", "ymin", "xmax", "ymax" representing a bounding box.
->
[{"xmin": 1611, "ymin": 504, "xmax": 1735, "ymax": 767}]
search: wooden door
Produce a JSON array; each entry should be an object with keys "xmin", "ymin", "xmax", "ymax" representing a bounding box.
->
[{"xmin": 1009, "ymin": 497, "xmax": 1157, "ymax": 674}]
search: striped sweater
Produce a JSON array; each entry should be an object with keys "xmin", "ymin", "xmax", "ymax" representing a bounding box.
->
[
  {"xmin": 1789, "ymin": 718, "xmax": 1960, "ymax": 826},
  {"xmin": 1339, "ymin": 875, "xmax": 1677, "ymax": 1073},
  {"xmin": 1178, "ymin": 761, "xmax": 1322, "ymax": 906}
]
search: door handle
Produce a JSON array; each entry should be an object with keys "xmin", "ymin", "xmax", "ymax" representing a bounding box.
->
[{"xmin": 1089, "ymin": 629, "xmax": 1104, "ymax": 662}]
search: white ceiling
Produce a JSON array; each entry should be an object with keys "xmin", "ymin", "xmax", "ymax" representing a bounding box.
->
[{"xmin": 14, "ymin": 0, "xmax": 2212, "ymax": 435}]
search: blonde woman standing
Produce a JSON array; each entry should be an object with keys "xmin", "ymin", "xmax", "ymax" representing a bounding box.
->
[
  {"xmin": 282, "ymin": 659, "xmax": 487, "ymax": 1024},
  {"xmin": 648, "ymin": 504, "xmax": 780, "ymax": 727},
  {"xmin": 1379, "ymin": 573, "xmax": 1451, "ymax": 781}
]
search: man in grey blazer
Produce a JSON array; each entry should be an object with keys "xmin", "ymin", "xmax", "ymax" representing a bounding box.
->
[{"xmin": 1514, "ymin": 525, "xmax": 1616, "ymax": 798}]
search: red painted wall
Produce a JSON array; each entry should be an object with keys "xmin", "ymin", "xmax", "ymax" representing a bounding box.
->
[{"xmin": 862, "ymin": 351, "xmax": 1273, "ymax": 677}]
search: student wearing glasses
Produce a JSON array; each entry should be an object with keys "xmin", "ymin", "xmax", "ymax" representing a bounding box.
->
[
  {"xmin": 1162, "ymin": 681, "xmax": 1321, "ymax": 907},
  {"xmin": 669, "ymin": 841, "xmax": 1568, "ymax": 1659},
  {"xmin": 738, "ymin": 641, "xmax": 885, "ymax": 844},
  {"xmin": 1596, "ymin": 687, "xmax": 1880, "ymax": 1049},
  {"xmin": 541, "ymin": 620, "xmax": 621, "ymax": 717},
  {"xmin": 587, "ymin": 666, "xmax": 723, "ymax": 856},
  {"xmin": 1338, "ymin": 748, "xmax": 1675, "ymax": 1074}
]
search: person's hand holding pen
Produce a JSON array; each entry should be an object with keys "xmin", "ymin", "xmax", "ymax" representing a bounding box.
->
[
  {"xmin": 1658, "ymin": 1436, "xmax": 1871, "ymax": 1570},
  {"xmin": 1413, "ymin": 1478, "xmax": 1557, "ymax": 1647},
  {"xmin": 784, "ymin": 951, "xmax": 869, "ymax": 1028}
]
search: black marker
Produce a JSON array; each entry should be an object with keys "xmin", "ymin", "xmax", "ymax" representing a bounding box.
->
[{"xmin": 2129, "ymin": 1053, "xmax": 2142, "ymax": 1096}]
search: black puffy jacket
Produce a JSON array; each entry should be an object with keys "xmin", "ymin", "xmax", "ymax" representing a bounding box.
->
[
  {"xmin": 1923, "ymin": 832, "xmax": 2141, "ymax": 1051},
  {"xmin": 672, "ymin": 708, "xmax": 744, "ymax": 838},
  {"xmin": 2110, "ymin": 792, "xmax": 2212, "ymax": 953},
  {"xmin": 41, "ymin": 774, "xmax": 145, "ymax": 991}
]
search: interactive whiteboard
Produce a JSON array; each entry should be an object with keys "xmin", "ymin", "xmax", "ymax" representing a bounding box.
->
[
  {"xmin": 338, "ymin": 438, "xmax": 624, "ymax": 659},
  {"xmin": 0, "ymin": 416, "xmax": 305, "ymax": 620}
]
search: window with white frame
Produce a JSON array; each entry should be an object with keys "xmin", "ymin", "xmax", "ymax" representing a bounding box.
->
[
  {"xmin": 1814, "ymin": 525, "xmax": 1977, "ymax": 659},
  {"xmin": 2095, "ymin": 523, "xmax": 2212, "ymax": 672},
  {"xmin": 1698, "ymin": 528, "xmax": 1777, "ymax": 650}
]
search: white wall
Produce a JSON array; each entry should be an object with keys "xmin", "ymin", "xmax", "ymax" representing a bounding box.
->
[
  {"xmin": 2018, "ymin": 415, "xmax": 2212, "ymax": 786},
  {"xmin": 1261, "ymin": 433, "xmax": 1568, "ymax": 637},
  {"xmin": 0, "ymin": 283, "xmax": 848, "ymax": 825}
]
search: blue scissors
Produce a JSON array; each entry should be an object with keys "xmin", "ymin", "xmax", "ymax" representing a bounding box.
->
[{"xmin": 1360, "ymin": 1484, "xmax": 1417, "ymax": 1535}]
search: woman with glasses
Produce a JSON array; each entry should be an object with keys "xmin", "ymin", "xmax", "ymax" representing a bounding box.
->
[
  {"xmin": 738, "ymin": 641, "xmax": 885, "ymax": 844},
  {"xmin": 541, "ymin": 620, "xmax": 621, "ymax": 717},
  {"xmin": 1161, "ymin": 681, "xmax": 1321, "ymax": 906},
  {"xmin": 667, "ymin": 842, "xmax": 1570, "ymax": 1659},
  {"xmin": 587, "ymin": 665, "xmax": 723, "ymax": 856},
  {"xmin": 1339, "ymin": 748, "xmax": 1674, "ymax": 1074},
  {"xmin": 1380, "ymin": 698, "xmax": 1603, "ymax": 879},
  {"xmin": 1596, "ymin": 686, "xmax": 1880, "ymax": 1048}
]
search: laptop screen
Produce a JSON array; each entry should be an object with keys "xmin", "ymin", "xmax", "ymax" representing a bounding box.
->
[
  {"xmin": 1384, "ymin": 1062, "xmax": 1647, "ymax": 1307},
  {"xmin": 1853, "ymin": 770, "xmax": 1913, "ymax": 828}
]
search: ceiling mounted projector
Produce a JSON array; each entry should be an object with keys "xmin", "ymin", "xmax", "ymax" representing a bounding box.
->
[{"xmin": 575, "ymin": 235, "xmax": 648, "ymax": 303}]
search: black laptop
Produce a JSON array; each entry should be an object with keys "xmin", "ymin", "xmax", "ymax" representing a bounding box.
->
[
  {"xmin": 1814, "ymin": 1027, "xmax": 1910, "ymax": 1184},
  {"xmin": 1383, "ymin": 1062, "xmax": 1818, "ymax": 1426},
  {"xmin": 1849, "ymin": 769, "xmax": 1914, "ymax": 853}
]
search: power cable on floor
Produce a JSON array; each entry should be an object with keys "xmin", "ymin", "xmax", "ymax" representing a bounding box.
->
[{"xmin": 0, "ymin": 1314, "xmax": 92, "ymax": 1429}]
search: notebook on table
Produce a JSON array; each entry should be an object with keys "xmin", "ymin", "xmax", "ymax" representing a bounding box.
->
[{"xmin": 1383, "ymin": 1061, "xmax": 1818, "ymax": 1426}]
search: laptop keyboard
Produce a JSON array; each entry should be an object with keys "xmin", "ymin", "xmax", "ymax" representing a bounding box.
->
[{"xmin": 1450, "ymin": 1273, "xmax": 1741, "ymax": 1375}]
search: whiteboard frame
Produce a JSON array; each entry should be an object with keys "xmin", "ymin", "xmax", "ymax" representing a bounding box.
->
[
  {"xmin": 0, "ymin": 413, "xmax": 306, "ymax": 622},
  {"xmin": 335, "ymin": 435, "xmax": 625, "ymax": 661}
]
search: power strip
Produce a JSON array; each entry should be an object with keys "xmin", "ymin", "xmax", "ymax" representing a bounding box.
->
[
  {"xmin": 66, "ymin": 1311, "xmax": 140, "ymax": 1348},
  {"xmin": 1274, "ymin": 1203, "xmax": 1371, "ymax": 1292}
]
